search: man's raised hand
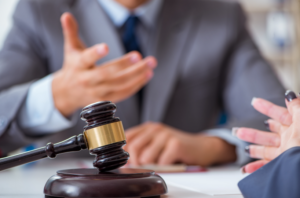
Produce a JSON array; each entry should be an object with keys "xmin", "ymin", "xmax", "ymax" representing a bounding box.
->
[{"xmin": 52, "ymin": 13, "xmax": 157, "ymax": 116}]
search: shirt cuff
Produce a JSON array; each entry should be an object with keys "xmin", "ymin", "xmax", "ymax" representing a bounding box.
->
[
  {"xmin": 18, "ymin": 74, "xmax": 77, "ymax": 135},
  {"xmin": 204, "ymin": 128, "xmax": 251, "ymax": 166}
]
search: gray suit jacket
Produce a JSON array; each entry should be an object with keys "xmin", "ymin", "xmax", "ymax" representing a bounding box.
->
[{"xmin": 0, "ymin": 0, "xmax": 285, "ymax": 156}]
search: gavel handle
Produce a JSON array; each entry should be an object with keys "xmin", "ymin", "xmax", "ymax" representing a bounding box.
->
[{"xmin": 0, "ymin": 134, "xmax": 87, "ymax": 171}]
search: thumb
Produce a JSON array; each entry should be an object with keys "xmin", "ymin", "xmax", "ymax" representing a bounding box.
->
[{"xmin": 61, "ymin": 12, "xmax": 85, "ymax": 51}]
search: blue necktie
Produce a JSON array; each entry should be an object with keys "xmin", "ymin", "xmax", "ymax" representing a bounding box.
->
[
  {"xmin": 122, "ymin": 15, "xmax": 144, "ymax": 115},
  {"xmin": 122, "ymin": 15, "xmax": 142, "ymax": 53}
]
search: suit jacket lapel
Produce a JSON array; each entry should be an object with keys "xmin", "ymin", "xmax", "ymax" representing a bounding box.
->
[
  {"xmin": 72, "ymin": 0, "xmax": 140, "ymax": 129},
  {"xmin": 142, "ymin": 0, "xmax": 198, "ymax": 123}
]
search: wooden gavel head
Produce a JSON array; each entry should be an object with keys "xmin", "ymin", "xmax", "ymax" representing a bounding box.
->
[{"xmin": 80, "ymin": 101, "xmax": 130, "ymax": 172}]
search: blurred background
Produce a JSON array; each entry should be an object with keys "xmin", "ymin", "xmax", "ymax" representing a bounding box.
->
[
  {"xmin": 233, "ymin": 0, "xmax": 300, "ymax": 91},
  {"xmin": 0, "ymin": 0, "xmax": 299, "ymax": 90}
]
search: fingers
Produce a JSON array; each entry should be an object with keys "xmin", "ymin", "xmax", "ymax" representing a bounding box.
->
[
  {"xmin": 79, "ymin": 44, "xmax": 109, "ymax": 69},
  {"xmin": 249, "ymin": 145, "xmax": 279, "ymax": 160},
  {"xmin": 252, "ymin": 97, "xmax": 292, "ymax": 126},
  {"xmin": 158, "ymin": 138, "xmax": 180, "ymax": 165},
  {"xmin": 139, "ymin": 132, "xmax": 169, "ymax": 164},
  {"xmin": 101, "ymin": 56, "xmax": 156, "ymax": 84},
  {"xmin": 234, "ymin": 127, "xmax": 280, "ymax": 147},
  {"xmin": 268, "ymin": 119, "xmax": 288, "ymax": 134},
  {"xmin": 61, "ymin": 13, "xmax": 85, "ymax": 51},
  {"xmin": 105, "ymin": 69, "xmax": 152, "ymax": 103},
  {"xmin": 110, "ymin": 56, "xmax": 156, "ymax": 84},
  {"xmin": 61, "ymin": 13, "xmax": 109, "ymax": 69},
  {"xmin": 127, "ymin": 128, "xmax": 154, "ymax": 166},
  {"xmin": 124, "ymin": 123, "xmax": 154, "ymax": 165},
  {"xmin": 85, "ymin": 56, "xmax": 156, "ymax": 88},
  {"xmin": 243, "ymin": 160, "xmax": 269, "ymax": 173},
  {"xmin": 103, "ymin": 51, "xmax": 143, "ymax": 72},
  {"xmin": 125, "ymin": 123, "xmax": 149, "ymax": 143}
]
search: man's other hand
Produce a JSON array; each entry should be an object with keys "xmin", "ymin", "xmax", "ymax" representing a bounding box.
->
[
  {"xmin": 124, "ymin": 122, "xmax": 236, "ymax": 167},
  {"xmin": 52, "ymin": 13, "xmax": 157, "ymax": 116}
]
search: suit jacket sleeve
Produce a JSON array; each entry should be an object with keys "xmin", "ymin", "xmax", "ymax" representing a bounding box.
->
[
  {"xmin": 221, "ymin": 3, "xmax": 285, "ymax": 131},
  {"xmin": 238, "ymin": 147, "xmax": 300, "ymax": 198},
  {"xmin": 0, "ymin": 0, "xmax": 49, "ymax": 154}
]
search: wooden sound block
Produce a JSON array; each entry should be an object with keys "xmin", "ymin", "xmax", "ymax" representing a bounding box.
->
[{"xmin": 44, "ymin": 168, "xmax": 168, "ymax": 198}]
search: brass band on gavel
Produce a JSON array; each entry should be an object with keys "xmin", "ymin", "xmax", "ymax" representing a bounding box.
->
[{"xmin": 84, "ymin": 121, "xmax": 126, "ymax": 150}]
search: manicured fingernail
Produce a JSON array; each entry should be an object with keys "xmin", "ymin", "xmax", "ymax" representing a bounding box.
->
[
  {"xmin": 147, "ymin": 59, "xmax": 156, "ymax": 68},
  {"xmin": 231, "ymin": 127, "xmax": 239, "ymax": 136},
  {"xmin": 130, "ymin": 53, "xmax": 140, "ymax": 63},
  {"xmin": 285, "ymin": 90, "xmax": 297, "ymax": 102},
  {"xmin": 245, "ymin": 146, "xmax": 250, "ymax": 155},
  {"xmin": 240, "ymin": 166, "xmax": 246, "ymax": 174},
  {"xmin": 251, "ymin": 97, "xmax": 257, "ymax": 106},
  {"xmin": 97, "ymin": 45, "xmax": 107, "ymax": 55},
  {"xmin": 264, "ymin": 120, "xmax": 270, "ymax": 130}
]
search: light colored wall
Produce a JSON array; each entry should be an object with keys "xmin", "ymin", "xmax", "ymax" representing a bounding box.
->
[{"xmin": 0, "ymin": 0, "xmax": 19, "ymax": 49}]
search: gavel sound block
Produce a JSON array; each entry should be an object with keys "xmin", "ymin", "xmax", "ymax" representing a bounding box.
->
[{"xmin": 0, "ymin": 101, "xmax": 167, "ymax": 198}]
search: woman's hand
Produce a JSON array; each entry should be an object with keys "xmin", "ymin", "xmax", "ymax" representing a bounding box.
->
[{"xmin": 233, "ymin": 91, "xmax": 300, "ymax": 173}]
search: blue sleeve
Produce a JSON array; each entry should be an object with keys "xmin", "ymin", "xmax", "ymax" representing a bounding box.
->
[
  {"xmin": 205, "ymin": 129, "xmax": 251, "ymax": 165},
  {"xmin": 238, "ymin": 146, "xmax": 300, "ymax": 198},
  {"xmin": 18, "ymin": 74, "xmax": 77, "ymax": 135}
]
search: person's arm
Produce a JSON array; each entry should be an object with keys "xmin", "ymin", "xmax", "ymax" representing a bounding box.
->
[
  {"xmin": 204, "ymin": 129, "xmax": 250, "ymax": 165},
  {"xmin": 0, "ymin": 0, "xmax": 49, "ymax": 154},
  {"xmin": 18, "ymin": 75, "xmax": 78, "ymax": 135},
  {"xmin": 239, "ymin": 147, "xmax": 300, "ymax": 198},
  {"xmin": 234, "ymin": 92, "xmax": 300, "ymax": 197},
  {"xmin": 124, "ymin": 122, "xmax": 237, "ymax": 167},
  {"xmin": 0, "ymin": 2, "xmax": 156, "ymax": 155}
]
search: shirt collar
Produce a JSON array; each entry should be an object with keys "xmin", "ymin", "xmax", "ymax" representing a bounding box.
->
[{"xmin": 98, "ymin": 0, "xmax": 163, "ymax": 28}]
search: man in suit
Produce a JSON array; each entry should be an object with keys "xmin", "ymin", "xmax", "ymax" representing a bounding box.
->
[
  {"xmin": 235, "ymin": 91, "xmax": 300, "ymax": 198},
  {"xmin": 0, "ymin": 0, "xmax": 285, "ymax": 166}
]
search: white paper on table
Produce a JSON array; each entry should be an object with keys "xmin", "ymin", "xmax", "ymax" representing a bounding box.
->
[{"xmin": 159, "ymin": 166, "xmax": 249, "ymax": 196}]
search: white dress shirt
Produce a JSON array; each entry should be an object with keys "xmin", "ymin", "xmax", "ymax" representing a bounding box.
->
[{"xmin": 18, "ymin": 0, "xmax": 249, "ymax": 165}]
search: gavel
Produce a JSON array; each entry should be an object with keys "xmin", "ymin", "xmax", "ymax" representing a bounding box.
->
[{"xmin": 0, "ymin": 101, "xmax": 130, "ymax": 172}]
